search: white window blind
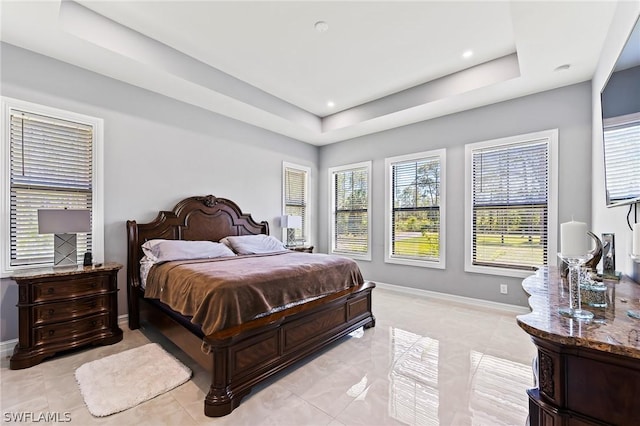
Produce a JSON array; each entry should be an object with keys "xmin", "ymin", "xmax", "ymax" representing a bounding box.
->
[
  {"xmin": 331, "ymin": 163, "xmax": 370, "ymax": 257},
  {"xmin": 603, "ymin": 113, "xmax": 640, "ymax": 204},
  {"xmin": 9, "ymin": 109, "xmax": 93, "ymax": 267},
  {"xmin": 283, "ymin": 164, "xmax": 308, "ymax": 243},
  {"xmin": 471, "ymin": 139, "xmax": 549, "ymax": 271},
  {"xmin": 390, "ymin": 154, "xmax": 442, "ymax": 263}
]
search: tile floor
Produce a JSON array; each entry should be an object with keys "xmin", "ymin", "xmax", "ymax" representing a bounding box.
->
[{"xmin": 1, "ymin": 288, "xmax": 536, "ymax": 425}]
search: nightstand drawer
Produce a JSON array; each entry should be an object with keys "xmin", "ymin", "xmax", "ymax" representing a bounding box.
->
[
  {"xmin": 33, "ymin": 275, "xmax": 110, "ymax": 303},
  {"xmin": 32, "ymin": 295, "xmax": 110, "ymax": 325},
  {"xmin": 34, "ymin": 313, "xmax": 109, "ymax": 345}
]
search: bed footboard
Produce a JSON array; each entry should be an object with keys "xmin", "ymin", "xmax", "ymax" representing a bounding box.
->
[{"xmin": 203, "ymin": 281, "xmax": 375, "ymax": 416}]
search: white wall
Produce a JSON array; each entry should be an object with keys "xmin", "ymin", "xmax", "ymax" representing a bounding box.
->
[
  {"xmin": 0, "ymin": 43, "xmax": 318, "ymax": 341},
  {"xmin": 591, "ymin": 3, "xmax": 640, "ymax": 278},
  {"xmin": 318, "ymin": 82, "xmax": 593, "ymax": 306}
]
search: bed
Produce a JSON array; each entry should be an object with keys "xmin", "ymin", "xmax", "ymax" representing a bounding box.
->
[{"xmin": 126, "ymin": 195, "xmax": 376, "ymax": 417}]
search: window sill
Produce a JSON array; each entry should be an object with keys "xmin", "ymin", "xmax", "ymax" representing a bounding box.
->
[
  {"xmin": 2, "ymin": 264, "xmax": 54, "ymax": 279},
  {"xmin": 464, "ymin": 264, "xmax": 538, "ymax": 279},
  {"xmin": 385, "ymin": 257, "xmax": 445, "ymax": 269},
  {"xmin": 2, "ymin": 260, "xmax": 102, "ymax": 279},
  {"xmin": 330, "ymin": 251, "xmax": 371, "ymax": 262}
]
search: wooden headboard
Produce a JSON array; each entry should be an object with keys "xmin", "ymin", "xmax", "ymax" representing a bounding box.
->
[{"xmin": 126, "ymin": 195, "xmax": 268, "ymax": 291}]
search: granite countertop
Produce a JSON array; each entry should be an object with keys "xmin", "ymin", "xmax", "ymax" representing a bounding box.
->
[
  {"xmin": 517, "ymin": 267, "xmax": 640, "ymax": 359},
  {"xmin": 10, "ymin": 262, "xmax": 123, "ymax": 280}
]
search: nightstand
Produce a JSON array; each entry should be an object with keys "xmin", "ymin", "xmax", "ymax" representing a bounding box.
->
[
  {"xmin": 10, "ymin": 263, "xmax": 123, "ymax": 369},
  {"xmin": 288, "ymin": 246, "xmax": 314, "ymax": 253}
]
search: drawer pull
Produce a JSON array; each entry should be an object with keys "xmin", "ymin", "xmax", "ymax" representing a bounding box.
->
[
  {"xmin": 90, "ymin": 283, "xmax": 97, "ymax": 289},
  {"xmin": 89, "ymin": 302, "xmax": 97, "ymax": 309},
  {"xmin": 47, "ymin": 287, "xmax": 55, "ymax": 294},
  {"xmin": 91, "ymin": 320, "xmax": 97, "ymax": 326},
  {"xmin": 48, "ymin": 309, "xmax": 55, "ymax": 315},
  {"xmin": 48, "ymin": 330, "xmax": 55, "ymax": 336}
]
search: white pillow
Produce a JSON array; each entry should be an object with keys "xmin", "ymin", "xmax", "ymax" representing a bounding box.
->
[
  {"xmin": 139, "ymin": 255, "xmax": 155, "ymax": 289},
  {"xmin": 141, "ymin": 239, "xmax": 235, "ymax": 263},
  {"xmin": 220, "ymin": 234, "xmax": 287, "ymax": 255}
]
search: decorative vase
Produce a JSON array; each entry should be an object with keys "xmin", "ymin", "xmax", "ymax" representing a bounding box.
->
[{"xmin": 558, "ymin": 253, "xmax": 593, "ymax": 320}]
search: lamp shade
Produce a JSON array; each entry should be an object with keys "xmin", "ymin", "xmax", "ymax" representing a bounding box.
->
[
  {"xmin": 280, "ymin": 215, "xmax": 302, "ymax": 229},
  {"xmin": 38, "ymin": 209, "xmax": 91, "ymax": 234}
]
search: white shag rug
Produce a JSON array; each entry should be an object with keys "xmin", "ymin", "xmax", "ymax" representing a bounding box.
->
[{"xmin": 75, "ymin": 343, "xmax": 192, "ymax": 417}]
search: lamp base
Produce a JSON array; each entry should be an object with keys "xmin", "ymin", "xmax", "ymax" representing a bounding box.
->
[
  {"xmin": 287, "ymin": 228, "xmax": 297, "ymax": 247},
  {"xmin": 53, "ymin": 233, "xmax": 78, "ymax": 267}
]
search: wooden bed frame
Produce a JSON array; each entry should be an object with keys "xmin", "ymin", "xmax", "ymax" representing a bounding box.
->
[{"xmin": 126, "ymin": 195, "xmax": 376, "ymax": 417}]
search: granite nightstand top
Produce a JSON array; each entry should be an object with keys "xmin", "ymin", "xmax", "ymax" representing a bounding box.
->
[
  {"xmin": 10, "ymin": 262, "xmax": 123, "ymax": 280},
  {"xmin": 517, "ymin": 267, "xmax": 640, "ymax": 359}
]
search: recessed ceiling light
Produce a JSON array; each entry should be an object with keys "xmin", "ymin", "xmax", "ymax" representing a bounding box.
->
[
  {"xmin": 314, "ymin": 21, "xmax": 329, "ymax": 33},
  {"xmin": 462, "ymin": 50, "xmax": 473, "ymax": 59},
  {"xmin": 327, "ymin": 101, "xmax": 335, "ymax": 108},
  {"xmin": 554, "ymin": 64, "xmax": 571, "ymax": 72}
]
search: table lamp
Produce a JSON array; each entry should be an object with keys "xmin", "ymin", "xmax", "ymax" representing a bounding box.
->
[
  {"xmin": 280, "ymin": 215, "xmax": 302, "ymax": 247},
  {"xmin": 38, "ymin": 209, "xmax": 91, "ymax": 267}
]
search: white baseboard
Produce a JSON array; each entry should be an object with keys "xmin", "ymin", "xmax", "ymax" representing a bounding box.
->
[
  {"xmin": 118, "ymin": 314, "xmax": 129, "ymax": 326},
  {"xmin": 1, "ymin": 314, "xmax": 131, "ymax": 361},
  {"xmin": 1, "ymin": 338, "xmax": 17, "ymax": 360},
  {"xmin": 372, "ymin": 281, "xmax": 530, "ymax": 314}
]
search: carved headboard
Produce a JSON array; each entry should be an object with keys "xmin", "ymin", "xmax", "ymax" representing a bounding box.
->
[{"xmin": 126, "ymin": 195, "xmax": 269, "ymax": 290}]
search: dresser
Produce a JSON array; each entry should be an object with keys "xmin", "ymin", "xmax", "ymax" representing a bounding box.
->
[
  {"xmin": 10, "ymin": 263, "xmax": 123, "ymax": 369},
  {"xmin": 517, "ymin": 268, "xmax": 640, "ymax": 425}
]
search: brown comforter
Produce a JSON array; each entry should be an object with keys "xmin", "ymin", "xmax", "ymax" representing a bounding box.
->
[{"xmin": 144, "ymin": 251, "xmax": 364, "ymax": 335}]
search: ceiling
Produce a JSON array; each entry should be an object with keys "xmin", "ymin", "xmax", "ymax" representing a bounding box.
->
[{"xmin": 0, "ymin": 1, "xmax": 623, "ymax": 145}]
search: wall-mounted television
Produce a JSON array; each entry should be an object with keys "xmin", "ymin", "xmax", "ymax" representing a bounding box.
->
[{"xmin": 601, "ymin": 16, "xmax": 640, "ymax": 208}]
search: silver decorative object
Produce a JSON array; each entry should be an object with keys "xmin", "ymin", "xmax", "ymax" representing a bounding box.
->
[
  {"xmin": 602, "ymin": 233, "xmax": 618, "ymax": 279},
  {"xmin": 584, "ymin": 232, "xmax": 602, "ymax": 273}
]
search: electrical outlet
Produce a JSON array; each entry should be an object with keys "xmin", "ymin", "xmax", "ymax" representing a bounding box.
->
[{"xmin": 500, "ymin": 284, "xmax": 508, "ymax": 294}]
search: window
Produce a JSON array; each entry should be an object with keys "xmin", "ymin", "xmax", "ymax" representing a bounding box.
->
[
  {"xmin": 385, "ymin": 149, "xmax": 446, "ymax": 268},
  {"xmin": 282, "ymin": 162, "xmax": 310, "ymax": 244},
  {"xmin": 603, "ymin": 112, "xmax": 640, "ymax": 205},
  {"xmin": 329, "ymin": 161, "xmax": 371, "ymax": 260},
  {"xmin": 465, "ymin": 129, "xmax": 558, "ymax": 277},
  {"xmin": 2, "ymin": 98, "xmax": 104, "ymax": 275}
]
